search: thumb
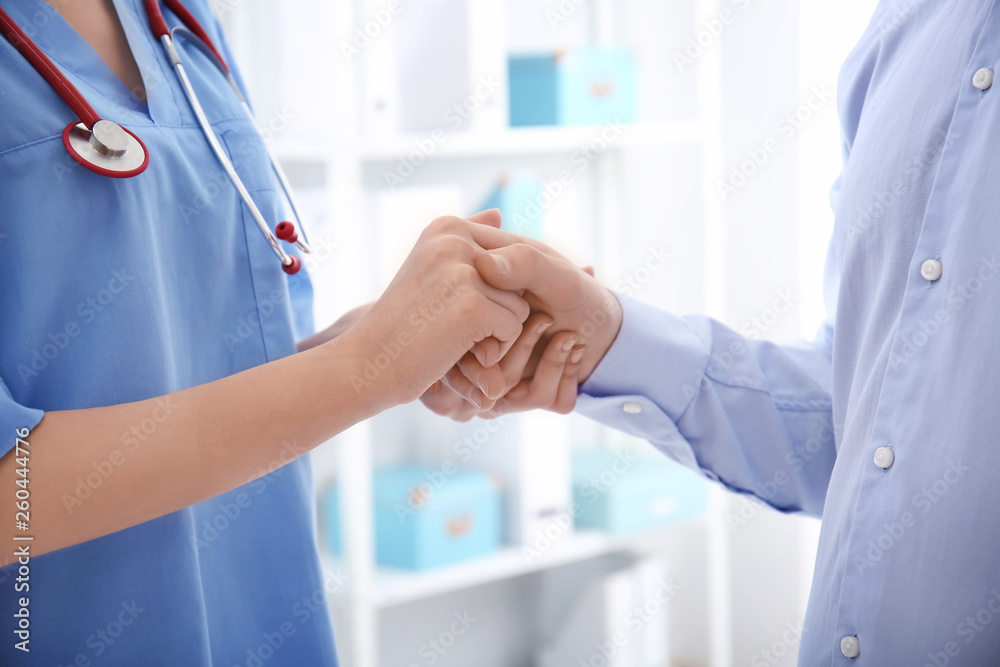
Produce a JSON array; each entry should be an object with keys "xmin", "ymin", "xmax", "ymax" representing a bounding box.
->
[{"xmin": 466, "ymin": 208, "xmax": 503, "ymax": 229}]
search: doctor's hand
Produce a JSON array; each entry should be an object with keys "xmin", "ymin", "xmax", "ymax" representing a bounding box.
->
[{"xmin": 339, "ymin": 215, "xmax": 531, "ymax": 408}]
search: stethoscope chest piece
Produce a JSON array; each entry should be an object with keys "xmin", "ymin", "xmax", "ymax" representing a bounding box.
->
[{"xmin": 62, "ymin": 120, "xmax": 150, "ymax": 178}]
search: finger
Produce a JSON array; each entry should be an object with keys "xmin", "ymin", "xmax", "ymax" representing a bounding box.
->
[
  {"xmin": 472, "ymin": 294, "xmax": 529, "ymax": 357},
  {"xmin": 498, "ymin": 313, "xmax": 553, "ymax": 384},
  {"xmin": 475, "ymin": 243, "xmax": 588, "ymax": 307},
  {"xmin": 441, "ymin": 365, "xmax": 488, "ymax": 410},
  {"xmin": 524, "ymin": 331, "xmax": 579, "ymax": 404},
  {"xmin": 466, "ymin": 208, "xmax": 503, "ymax": 228},
  {"xmin": 461, "ymin": 313, "xmax": 553, "ymax": 398},
  {"xmin": 491, "ymin": 330, "xmax": 578, "ymax": 416},
  {"xmin": 551, "ymin": 345, "xmax": 585, "ymax": 414},
  {"xmin": 420, "ymin": 382, "xmax": 478, "ymax": 422},
  {"xmin": 470, "ymin": 337, "xmax": 501, "ymax": 368},
  {"xmin": 456, "ymin": 351, "xmax": 507, "ymax": 402},
  {"xmin": 474, "ymin": 271, "xmax": 530, "ymax": 321},
  {"xmin": 582, "ymin": 265, "xmax": 596, "ymax": 277}
]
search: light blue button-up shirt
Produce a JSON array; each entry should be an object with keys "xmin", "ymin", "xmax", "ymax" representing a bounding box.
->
[
  {"xmin": 579, "ymin": 1, "xmax": 1000, "ymax": 663},
  {"xmin": 0, "ymin": 0, "xmax": 339, "ymax": 665}
]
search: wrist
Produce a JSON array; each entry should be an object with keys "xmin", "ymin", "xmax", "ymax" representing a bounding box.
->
[
  {"xmin": 321, "ymin": 325, "xmax": 410, "ymax": 415},
  {"xmin": 577, "ymin": 289, "xmax": 623, "ymax": 383}
]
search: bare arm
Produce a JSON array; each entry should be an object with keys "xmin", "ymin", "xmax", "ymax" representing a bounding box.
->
[{"xmin": 1, "ymin": 216, "xmax": 530, "ymax": 565}]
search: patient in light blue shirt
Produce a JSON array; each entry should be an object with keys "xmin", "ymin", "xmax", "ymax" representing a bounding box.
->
[{"xmin": 570, "ymin": 1, "xmax": 1000, "ymax": 663}]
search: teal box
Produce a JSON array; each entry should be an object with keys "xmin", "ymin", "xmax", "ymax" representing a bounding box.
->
[
  {"xmin": 509, "ymin": 46, "xmax": 638, "ymax": 127},
  {"xmin": 323, "ymin": 466, "xmax": 502, "ymax": 570},
  {"xmin": 480, "ymin": 171, "xmax": 545, "ymax": 239},
  {"xmin": 572, "ymin": 450, "xmax": 707, "ymax": 534}
]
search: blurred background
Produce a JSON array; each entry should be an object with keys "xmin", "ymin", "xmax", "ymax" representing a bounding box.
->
[{"xmin": 213, "ymin": 0, "xmax": 877, "ymax": 665}]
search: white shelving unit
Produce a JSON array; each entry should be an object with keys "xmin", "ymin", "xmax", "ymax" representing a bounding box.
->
[{"xmin": 220, "ymin": 0, "xmax": 731, "ymax": 665}]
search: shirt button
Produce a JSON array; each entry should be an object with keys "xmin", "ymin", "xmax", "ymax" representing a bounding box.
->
[
  {"xmin": 973, "ymin": 67, "xmax": 994, "ymax": 90},
  {"xmin": 921, "ymin": 259, "xmax": 943, "ymax": 281},
  {"xmin": 874, "ymin": 446, "xmax": 894, "ymax": 469},
  {"xmin": 841, "ymin": 635, "xmax": 861, "ymax": 658},
  {"xmin": 622, "ymin": 401, "xmax": 643, "ymax": 414}
]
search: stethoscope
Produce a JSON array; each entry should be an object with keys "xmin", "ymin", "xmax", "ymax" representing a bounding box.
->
[{"xmin": 0, "ymin": 0, "xmax": 311, "ymax": 274}]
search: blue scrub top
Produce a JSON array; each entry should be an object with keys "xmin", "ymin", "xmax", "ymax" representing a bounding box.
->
[{"xmin": 0, "ymin": 0, "xmax": 340, "ymax": 665}]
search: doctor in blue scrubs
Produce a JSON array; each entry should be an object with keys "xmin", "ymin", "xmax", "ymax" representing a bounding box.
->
[{"xmin": 0, "ymin": 0, "xmax": 593, "ymax": 665}]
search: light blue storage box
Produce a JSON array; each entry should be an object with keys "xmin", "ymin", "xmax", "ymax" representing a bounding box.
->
[
  {"xmin": 572, "ymin": 450, "xmax": 707, "ymax": 534},
  {"xmin": 509, "ymin": 46, "xmax": 638, "ymax": 127},
  {"xmin": 480, "ymin": 171, "xmax": 545, "ymax": 239},
  {"xmin": 324, "ymin": 466, "xmax": 502, "ymax": 569}
]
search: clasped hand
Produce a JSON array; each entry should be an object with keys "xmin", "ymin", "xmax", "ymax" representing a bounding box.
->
[{"xmin": 313, "ymin": 209, "xmax": 623, "ymax": 421}]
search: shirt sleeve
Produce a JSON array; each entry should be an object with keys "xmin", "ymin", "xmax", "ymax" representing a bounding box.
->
[
  {"xmin": 0, "ymin": 377, "xmax": 44, "ymax": 459},
  {"xmin": 576, "ymin": 245, "xmax": 840, "ymax": 517}
]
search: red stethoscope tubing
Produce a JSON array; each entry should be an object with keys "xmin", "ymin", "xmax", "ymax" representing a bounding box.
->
[
  {"xmin": 0, "ymin": 1, "xmax": 232, "ymax": 130},
  {"xmin": 0, "ymin": 7, "xmax": 101, "ymax": 128},
  {"xmin": 143, "ymin": 0, "xmax": 229, "ymax": 73}
]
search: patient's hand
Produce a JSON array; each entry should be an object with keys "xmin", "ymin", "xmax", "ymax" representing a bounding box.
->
[{"xmin": 420, "ymin": 313, "xmax": 585, "ymax": 421}]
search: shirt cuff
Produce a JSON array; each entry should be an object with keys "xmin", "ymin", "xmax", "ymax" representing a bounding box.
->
[
  {"xmin": 579, "ymin": 294, "xmax": 709, "ymax": 422},
  {"xmin": 0, "ymin": 378, "xmax": 44, "ymax": 458}
]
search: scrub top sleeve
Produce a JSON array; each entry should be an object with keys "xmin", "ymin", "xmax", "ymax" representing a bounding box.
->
[{"xmin": 0, "ymin": 377, "xmax": 44, "ymax": 458}]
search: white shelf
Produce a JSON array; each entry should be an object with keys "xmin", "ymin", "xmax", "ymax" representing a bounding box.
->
[
  {"xmin": 325, "ymin": 521, "xmax": 706, "ymax": 610},
  {"xmin": 273, "ymin": 120, "xmax": 703, "ymax": 165}
]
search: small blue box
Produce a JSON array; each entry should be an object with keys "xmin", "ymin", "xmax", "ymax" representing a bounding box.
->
[
  {"xmin": 480, "ymin": 171, "xmax": 545, "ymax": 239},
  {"xmin": 572, "ymin": 450, "xmax": 707, "ymax": 534},
  {"xmin": 323, "ymin": 466, "xmax": 502, "ymax": 570},
  {"xmin": 509, "ymin": 46, "xmax": 638, "ymax": 127}
]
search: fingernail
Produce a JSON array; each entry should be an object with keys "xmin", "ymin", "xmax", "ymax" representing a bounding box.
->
[
  {"xmin": 536, "ymin": 320, "xmax": 553, "ymax": 335},
  {"xmin": 562, "ymin": 336, "xmax": 579, "ymax": 353},
  {"xmin": 476, "ymin": 375, "xmax": 491, "ymax": 397},
  {"xmin": 570, "ymin": 345, "xmax": 585, "ymax": 364},
  {"xmin": 470, "ymin": 392, "xmax": 484, "ymax": 409},
  {"xmin": 493, "ymin": 253, "xmax": 511, "ymax": 276}
]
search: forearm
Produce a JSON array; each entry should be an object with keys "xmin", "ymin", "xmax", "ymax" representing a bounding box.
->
[
  {"xmin": 1, "ymin": 329, "xmax": 395, "ymax": 564},
  {"xmin": 296, "ymin": 302, "xmax": 374, "ymax": 352}
]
